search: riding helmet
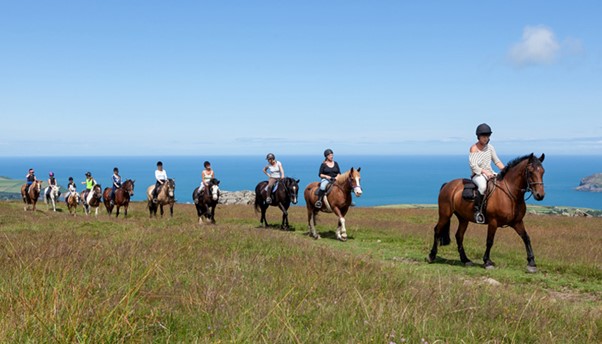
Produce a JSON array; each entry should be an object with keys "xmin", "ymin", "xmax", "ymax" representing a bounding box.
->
[
  {"xmin": 266, "ymin": 153, "xmax": 275, "ymax": 160},
  {"xmin": 204, "ymin": 161, "xmax": 211, "ymax": 167},
  {"xmin": 49, "ymin": 171, "xmax": 54, "ymax": 177},
  {"xmin": 113, "ymin": 167, "xmax": 119, "ymax": 172},
  {"xmin": 29, "ymin": 168, "xmax": 34, "ymax": 173},
  {"xmin": 157, "ymin": 161, "xmax": 163, "ymax": 166},
  {"xmin": 476, "ymin": 123, "xmax": 492, "ymax": 136},
  {"xmin": 324, "ymin": 148, "xmax": 333, "ymax": 157},
  {"xmin": 85, "ymin": 172, "xmax": 91, "ymax": 177},
  {"xmin": 68, "ymin": 177, "xmax": 73, "ymax": 181}
]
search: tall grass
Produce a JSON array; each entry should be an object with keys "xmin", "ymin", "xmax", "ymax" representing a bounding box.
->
[{"xmin": 0, "ymin": 201, "xmax": 600, "ymax": 342}]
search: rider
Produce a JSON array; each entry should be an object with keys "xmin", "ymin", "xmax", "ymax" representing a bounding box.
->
[
  {"xmin": 46, "ymin": 171, "xmax": 59, "ymax": 198},
  {"xmin": 315, "ymin": 148, "xmax": 341, "ymax": 208},
  {"xmin": 110, "ymin": 167, "xmax": 122, "ymax": 206},
  {"xmin": 469, "ymin": 123, "xmax": 505, "ymax": 223},
  {"xmin": 65, "ymin": 176, "xmax": 77, "ymax": 203},
  {"xmin": 25, "ymin": 168, "xmax": 37, "ymax": 194},
  {"xmin": 263, "ymin": 153, "xmax": 285, "ymax": 204},
  {"xmin": 195, "ymin": 161, "xmax": 214, "ymax": 203},
  {"xmin": 152, "ymin": 161, "xmax": 168, "ymax": 203},
  {"xmin": 81, "ymin": 172, "xmax": 97, "ymax": 205}
]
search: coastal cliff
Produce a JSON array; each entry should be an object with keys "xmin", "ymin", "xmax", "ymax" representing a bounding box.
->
[{"xmin": 576, "ymin": 173, "xmax": 602, "ymax": 192}]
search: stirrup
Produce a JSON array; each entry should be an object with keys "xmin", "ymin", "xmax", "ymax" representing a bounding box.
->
[
  {"xmin": 266, "ymin": 197, "xmax": 272, "ymax": 203},
  {"xmin": 475, "ymin": 212, "xmax": 485, "ymax": 224},
  {"xmin": 314, "ymin": 200, "xmax": 322, "ymax": 208}
]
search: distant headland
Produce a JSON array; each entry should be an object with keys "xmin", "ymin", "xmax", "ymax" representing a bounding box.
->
[{"xmin": 576, "ymin": 173, "xmax": 602, "ymax": 192}]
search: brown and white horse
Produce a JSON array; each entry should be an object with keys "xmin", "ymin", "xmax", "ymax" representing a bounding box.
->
[
  {"xmin": 81, "ymin": 184, "xmax": 103, "ymax": 216},
  {"xmin": 304, "ymin": 168, "xmax": 363, "ymax": 241},
  {"xmin": 193, "ymin": 178, "xmax": 220, "ymax": 225},
  {"xmin": 66, "ymin": 192, "xmax": 80, "ymax": 216},
  {"xmin": 146, "ymin": 178, "xmax": 176, "ymax": 218},
  {"xmin": 21, "ymin": 180, "xmax": 43, "ymax": 211},
  {"xmin": 103, "ymin": 179, "xmax": 135, "ymax": 218}
]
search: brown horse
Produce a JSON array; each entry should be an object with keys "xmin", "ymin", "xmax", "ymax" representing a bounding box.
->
[
  {"xmin": 20, "ymin": 180, "xmax": 43, "ymax": 211},
  {"xmin": 66, "ymin": 192, "xmax": 80, "ymax": 216},
  {"xmin": 304, "ymin": 168, "xmax": 362, "ymax": 241},
  {"xmin": 193, "ymin": 178, "xmax": 220, "ymax": 225},
  {"xmin": 103, "ymin": 179, "xmax": 135, "ymax": 218},
  {"xmin": 146, "ymin": 178, "xmax": 176, "ymax": 218},
  {"xmin": 428, "ymin": 153, "xmax": 545, "ymax": 272},
  {"xmin": 254, "ymin": 177, "xmax": 300, "ymax": 229},
  {"xmin": 81, "ymin": 184, "xmax": 103, "ymax": 216}
]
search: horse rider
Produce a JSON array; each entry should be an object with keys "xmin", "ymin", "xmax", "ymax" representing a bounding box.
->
[
  {"xmin": 46, "ymin": 171, "xmax": 59, "ymax": 198},
  {"xmin": 25, "ymin": 168, "xmax": 37, "ymax": 194},
  {"xmin": 469, "ymin": 123, "xmax": 505, "ymax": 223},
  {"xmin": 263, "ymin": 153, "xmax": 285, "ymax": 204},
  {"xmin": 152, "ymin": 161, "xmax": 168, "ymax": 203},
  {"xmin": 65, "ymin": 176, "xmax": 77, "ymax": 203},
  {"xmin": 81, "ymin": 172, "xmax": 97, "ymax": 205},
  {"xmin": 194, "ymin": 161, "xmax": 214, "ymax": 203},
  {"xmin": 315, "ymin": 148, "xmax": 341, "ymax": 208},
  {"xmin": 110, "ymin": 167, "xmax": 122, "ymax": 206}
]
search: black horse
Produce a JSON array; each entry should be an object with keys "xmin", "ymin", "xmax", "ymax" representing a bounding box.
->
[
  {"xmin": 192, "ymin": 178, "xmax": 220, "ymax": 225},
  {"xmin": 254, "ymin": 177, "xmax": 300, "ymax": 229}
]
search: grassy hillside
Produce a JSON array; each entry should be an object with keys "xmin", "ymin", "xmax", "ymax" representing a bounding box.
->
[
  {"xmin": 0, "ymin": 176, "xmax": 23, "ymax": 193},
  {"xmin": 0, "ymin": 201, "xmax": 600, "ymax": 343}
]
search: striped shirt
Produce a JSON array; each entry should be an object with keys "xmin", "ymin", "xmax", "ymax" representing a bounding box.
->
[{"xmin": 469, "ymin": 144, "xmax": 501, "ymax": 176}]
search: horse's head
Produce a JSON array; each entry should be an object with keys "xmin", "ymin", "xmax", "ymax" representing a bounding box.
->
[
  {"xmin": 166, "ymin": 178, "xmax": 176, "ymax": 198},
  {"xmin": 209, "ymin": 178, "xmax": 220, "ymax": 201},
  {"xmin": 93, "ymin": 184, "xmax": 102, "ymax": 198},
  {"xmin": 527, "ymin": 153, "xmax": 545, "ymax": 201},
  {"xmin": 124, "ymin": 179, "xmax": 135, "ymax": 197},
  {"xmin": 284, "ymin": 177, "xmax": 300, "ymax": 204},
  {"xmin": 348, "ymin": 167, "xmax": 363, "ymax": 197},
  {"xmin": 34, "ymin": 180, "xmax": 43, "ymax": 191}
]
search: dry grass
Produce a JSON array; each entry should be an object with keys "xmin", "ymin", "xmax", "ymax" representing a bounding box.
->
[{"xmin": 0, "ymin": 201, "xmax": 600, "ymax": 343}]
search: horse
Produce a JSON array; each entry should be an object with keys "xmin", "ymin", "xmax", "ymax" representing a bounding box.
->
[
  {"xmin": 81, "ymin": 184, "xmax": 103, "ymax": 216},
  {"xmin": 44, "ymin": 184, "xmax": 61, "ymax": 212},
  {"xmin": 304, "ymin": 168, "xmax": 362, "ymax": 241},
  {"xmin": 146, "ymin": 178, "xmax": 176, "ymax": 218},
  {"xmin": 103, "ymin": 179, "xmax": 135, "ymax": 218},
  {"xmin": 428, "ymin": 153, "xmax": 546, "ymax": 272},
  {"xmin": 254, "ymin": 177, "xmax": 300, "ymax": 230},
  {"xmin": 66, "ymin": 192, "xmax": 80, "ymax": 216},
  {"xmin": 20, "ymin": 180, "xmax": 43, "ymax": 211},
  {"xmin": 192, "ymin": 178, "xmax": 220, "ymax": 225}
]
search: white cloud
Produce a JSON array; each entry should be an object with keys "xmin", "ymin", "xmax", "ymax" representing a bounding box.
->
[{"xmin": 508, "ymin": 25, "xmax": 560, "ymax": 67}]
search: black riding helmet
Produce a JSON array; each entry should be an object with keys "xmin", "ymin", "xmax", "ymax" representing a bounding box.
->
[
  {"xmin": 476, "ymin": 123, "xmax": 492, "ymax": 136},
  {"xmin": 157, "ymin": 161, "xmax": 163, "ymax": 166},
  {"xmin": 266, "ymin": 153, "xmax": 275, "ymax": 160},
  {"xmin": 324, "ymin": 148, "xmax": 333, "ymax": 157},
  {"xmin": 85, "ymin": 171, "xmax": 91, "ymax": 177}
]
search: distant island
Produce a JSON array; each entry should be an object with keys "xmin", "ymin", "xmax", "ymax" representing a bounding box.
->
[{"xmin": 576, "ymin": 173, "xmax": 602, "ymax": 192}]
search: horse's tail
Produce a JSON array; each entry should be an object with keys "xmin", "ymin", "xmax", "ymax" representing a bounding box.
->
[
  {"xmin": 437, "ymin": 221, "xmax": 451, "ymax": 246},
  {"xmin": 254, "ymin": 192, "xmax": 262, "ymax": 213}
]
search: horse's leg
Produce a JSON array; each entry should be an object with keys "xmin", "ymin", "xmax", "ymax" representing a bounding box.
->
[
  {"xmin": 331, "ymin": 207, "xmax": 346, "ymax": 241},
  {"xmin": 483, "ymin": 223, "xmax": 498, "ymax": 269},
  {"xmin": 512, "ymin": 220, "xmax": 537, "ymax": 273},
  {"xmin": 261, "ymin": 205, "xmax": 268, "ymax": 227},
  {"xmin": 307, "ymin": 207, "xmax": 319, "ymax": 239},
  {"xmin": 278, "ymin": 202, "xmax": 288, "ymax": 230},
  {"xmin": 170, "ymin": 203, "xmax": 174, "ymax": 218},
  {"xmin": 115, "ymin": 205, "xmax": 120, "ymax": 218},
  {"xmin": 94, "ymin": 206, "xmax": 99, "ymax": 217},
  {"xmin": 455, "ymin": 219, "xmax": 473, "ymax": 266},
  {"xmin": 428, "ymin": 215, "xmax": 451, "ymax": 263}
]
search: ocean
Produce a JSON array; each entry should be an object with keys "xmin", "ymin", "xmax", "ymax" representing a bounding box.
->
[{"xmin": 1, "ymin": 155, "xmax": 601, "ymax": 210}]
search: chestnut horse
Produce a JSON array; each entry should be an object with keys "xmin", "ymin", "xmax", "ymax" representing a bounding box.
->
[
  {"xmin": 66, "ymin": 192, "xmax": 80, "ymax": 216},
  {"xmin": 254, "ymin": 177, "xmax": 300, "ymax": 229},
  {"xmin": 146, "ymin": 178, "xmax": 176, "ymax": 218},
  {"xmin": 103, "ymin": 179, "xmax": 135, "ymax": 218},
  {"xmin": 304, "ymin": 168, "xmax": 362, "ymax": 241},
  {"xmin": 21, "ymin": 180, "xmax": 43, "ymax": 211},
  {"xmin": 428, "ymin": 153, "xmax": 545, "ymax": 272},
  {"xmin": 81, "ymin": 184, "xmax": 103, "ymax": 216},
  {"xmin": 192, "ymin": 178, "xmax": 220, "ymax": 225}
]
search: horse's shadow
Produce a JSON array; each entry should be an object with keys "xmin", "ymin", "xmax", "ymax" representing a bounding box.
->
[
  {"xmin": 427, "ymin": 256, "xmax": 484, "ymax": 268},
  {"xmin": 257, "ymin": 224, "xmax": 297, "ymax": 232},
  {"xmin": 315, "ymin": 230, "xmax": 355, "ymax": 241}
]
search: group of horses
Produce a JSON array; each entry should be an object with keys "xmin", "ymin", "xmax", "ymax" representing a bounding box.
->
[{"xmin": 17, "ymin": 153, "xmax": 547, "ymax": 272}]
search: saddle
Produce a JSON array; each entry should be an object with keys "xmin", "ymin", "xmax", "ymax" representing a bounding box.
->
[
  {"xmin": 314, "ymin": 182, "xmax": 335, "ymax": 196},
  {"xmin": 461, "ymin": 179, "xmax": 477, "ymax": 200}
]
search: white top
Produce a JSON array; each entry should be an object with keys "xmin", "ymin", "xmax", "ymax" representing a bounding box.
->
[
  {"xmin": 265, "ymin": 161, "xmax": 283, "ymax": 179},
  {"xmin": 155, "ymin": 169, "xmax": 168, "ymax": 182},
  {"xmin": 469, "ymin": 144, "xmax": 501, "ymax": 176},
  {"xmin": 202, "ymin": 170, "xmax": 214, "ymax": 184}
]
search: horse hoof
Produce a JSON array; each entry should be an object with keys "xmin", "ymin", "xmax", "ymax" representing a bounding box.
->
[
  {"xmin": 426, "ymin": 255, "xmax": 435, "ymax": 263},
  {"xmin": 464, "ymin": 261, "xmax": 474, "ymax": 267},
  {"xmin": 485, "ymin": 264, "xmax": 496, "ymax": 270},
  {"xmin": 526, "ymin": 266, "xmax": 537, "ymax": 273}
]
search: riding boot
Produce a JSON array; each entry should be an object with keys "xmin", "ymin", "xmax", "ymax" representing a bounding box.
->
[
  {"xmin": 265, "ymin": 187, "xmax": 272, "ymax": 204},
  {"xmin": 474, "ymin": 192, "xmax": 485, "ymax": 224},
  {"xmin": 315, "ymin": 189, "xmax": 325, "ymax": 208}
]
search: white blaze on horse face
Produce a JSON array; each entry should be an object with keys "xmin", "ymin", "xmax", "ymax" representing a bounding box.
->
[
  {"xmin": 211, "ymin": 185, "xmax": 219, "ymax": 201},
  {"xmin": 354, "ymin": 177, "xmax": 363, "ymax": 197}
]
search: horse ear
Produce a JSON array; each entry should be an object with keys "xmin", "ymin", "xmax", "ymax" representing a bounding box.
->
[
  {"xmin": 296, "ymin": 179, "xmax": 300, "ymax": 183},
  {"xmin": 539, "ymin": 153, "xmax": 545, "ymax": 163},
  {"xmin": 357, "ymin": 167, "xmax": 361, "ymax": 172}
]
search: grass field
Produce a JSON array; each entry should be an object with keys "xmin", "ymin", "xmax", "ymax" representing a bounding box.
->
[{"xmin": 0, "ymin": 201, "xmax": 600, "ymax": 343}]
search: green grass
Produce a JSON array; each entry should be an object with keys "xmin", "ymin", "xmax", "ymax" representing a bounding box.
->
[{"xmin": 0, "ymin": 201, "xmax": 600, "ymax": 343}]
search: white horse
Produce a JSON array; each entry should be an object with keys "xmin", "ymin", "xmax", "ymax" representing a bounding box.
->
[{"xmin": 44, "ymin": 185, "xmax": 61, "ymax": 212}]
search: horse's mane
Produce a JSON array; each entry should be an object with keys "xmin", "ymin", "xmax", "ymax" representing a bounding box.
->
[
  {"xmin": 335, "ymin": 170, "xmax": 352, "ymax": 185},
  {"xmin": 497, "ymin": 154, "xmax": 533, "ymax": 181}
]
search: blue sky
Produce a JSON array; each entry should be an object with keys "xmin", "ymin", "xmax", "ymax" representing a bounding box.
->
[{"xmin": 1, "ymin": 1, "xmax": 600, "ymax": 156}]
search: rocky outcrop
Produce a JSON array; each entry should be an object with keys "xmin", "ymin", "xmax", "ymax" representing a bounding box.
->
[
  {"xmin": 576, "ymin": 173, "xmax": 602, "ymax": 192},
  {"xmin": 218, "ymin": 190, "xmax": 256, "ymax": 205}
]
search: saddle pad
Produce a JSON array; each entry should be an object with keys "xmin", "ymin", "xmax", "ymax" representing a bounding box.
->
[{"xmin": 462, "ymin": 179, "xmax": 477, "ymax": 200}]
